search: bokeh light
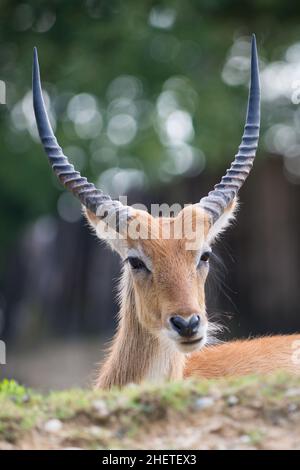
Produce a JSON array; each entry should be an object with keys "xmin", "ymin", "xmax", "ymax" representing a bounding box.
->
[
  {"xmin": 148, "ymin": 6, "xmax": 176, "ymax": 30},
  {"xmin": 98, "ymin": 168, "xmax": 146, "ymax": 196},
  {"xmin": 67, "ymin": 93, "xmax": 102, "ymax": 139},
  {"xmin": 107, "ymin": 114, "xmax": 137, "ymax": 146}
]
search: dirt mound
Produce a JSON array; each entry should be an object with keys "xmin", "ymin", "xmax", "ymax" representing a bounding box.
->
[{"xmin": 1, "ymin": 373, "xmax": 300, "ymax": 450}]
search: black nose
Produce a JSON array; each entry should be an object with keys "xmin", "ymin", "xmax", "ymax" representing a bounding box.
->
[{"xmin": 170, "ymin": 314, "xmax": 200, "ymax": 338}]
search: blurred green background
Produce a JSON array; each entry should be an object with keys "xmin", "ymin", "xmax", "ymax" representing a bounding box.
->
[{"xmin": 1, "ymin": 0, "xmax": 300, "ymax": 389}]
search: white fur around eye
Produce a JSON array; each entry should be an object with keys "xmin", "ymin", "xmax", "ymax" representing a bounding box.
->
[{"xmin": 127, "ymin": 248, "xmax": 153, "ymax": 272}]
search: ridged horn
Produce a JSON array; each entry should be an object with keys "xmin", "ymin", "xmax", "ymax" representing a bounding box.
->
[
  {"xmin": 32, "ymin": 47, "xmax": 131, "ymax": 230},
  {"xmin": 199, "ymin": 34, "xmax": 260, "ymax": 223}
]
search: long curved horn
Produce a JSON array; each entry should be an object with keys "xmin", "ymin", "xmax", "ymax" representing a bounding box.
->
[
  {"xmin": 199, "ymin": 34, "xmax": 260, "ymax": 223},
  {"xmin": 32, "ymin": 47, "xmax": 131, "ymax": 229}
]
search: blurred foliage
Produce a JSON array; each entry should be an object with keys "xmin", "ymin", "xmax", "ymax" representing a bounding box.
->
[{"xmin": 1, "ymin": 0, "xmax": 300, "ymax": 264}]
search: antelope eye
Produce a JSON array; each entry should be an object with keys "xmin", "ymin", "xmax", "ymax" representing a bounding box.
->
[
  {"xmin": 127, "ymin": 257, "xmax": 148, "ymax": 271},
  {"xmin": 200, "ymin": 251, "xmax": 211, "ymax": 263}
]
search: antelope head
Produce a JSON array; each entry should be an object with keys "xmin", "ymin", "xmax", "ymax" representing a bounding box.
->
[{"xmin": 32, "ymin": 36, "xmax": 260, "ymax": 357}]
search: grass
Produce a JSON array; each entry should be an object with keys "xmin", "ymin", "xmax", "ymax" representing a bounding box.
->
[{"xmin": 0, "ymin": 373, "xmax": 300, "ymax": 449}]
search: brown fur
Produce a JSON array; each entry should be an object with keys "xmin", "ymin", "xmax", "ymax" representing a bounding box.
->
[{"xmin": 185, "ymin": 335, "xmax": 300, "ymax": 378}]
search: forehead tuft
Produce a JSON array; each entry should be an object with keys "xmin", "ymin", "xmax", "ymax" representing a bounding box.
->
[
  {"xmin": 128, "ymin": 206, "xmax": 209, "ymax": 260},
  {"xmin": 126, "ymin": 205, "xmax": 209, "ymax": 250}
]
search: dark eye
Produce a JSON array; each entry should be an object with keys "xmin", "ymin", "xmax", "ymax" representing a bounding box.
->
[
  {"xmin": 200, "ymin": 251, "xmax": 211, "ymax": 263},
  {"xmin": 127, "ymin": 257, "xmax": 148, "ymax": 271}
]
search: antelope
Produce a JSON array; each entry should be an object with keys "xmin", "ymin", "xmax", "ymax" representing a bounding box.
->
[{"xmin": 32, "ymin": 35, "xmax": 300, "ymax": 389}]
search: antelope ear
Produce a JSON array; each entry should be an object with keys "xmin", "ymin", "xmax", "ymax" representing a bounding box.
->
[
  {"xmin": 206, "ymin": 198, "xmax": 238, "ymax": 244},
  {"xmin": 84, "ymin": 208, "xmax": 128, "ymax": 258}
]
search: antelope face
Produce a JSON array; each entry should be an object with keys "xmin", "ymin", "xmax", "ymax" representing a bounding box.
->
[
  {"xmin": 122, "ymin": 206, "xmax": 209, "ymax": 352},
  {"xmin": 86, "ymin": 203, "xmax": 236, "ymax": 353},
  {"xmin": 114, "ymin": 204, "xmax": 236, "ymax": 353}
]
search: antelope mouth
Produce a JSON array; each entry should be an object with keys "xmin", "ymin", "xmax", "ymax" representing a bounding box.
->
[
  {"xmin": 177, "ymin": 336, "xmax": 206, "ymax": 353},
  {"xmin": 181, "ymin": 337, "xmax": 203, "ymax": 346},
  {"xmin": 162, "ymin": 326, "xmax": 207, "ymax": 352}
]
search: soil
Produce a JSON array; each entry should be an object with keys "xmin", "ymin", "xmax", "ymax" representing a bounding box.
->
[{"xmin": 1, "ymin": 373, "xmax": 300, "ymax": 450}]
